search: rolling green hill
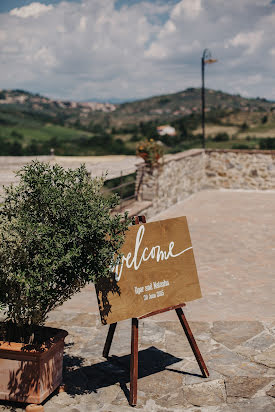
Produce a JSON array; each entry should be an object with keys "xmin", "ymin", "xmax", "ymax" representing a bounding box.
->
[
  {"xmin": 107, "ymin": 88, "xmax": 274, "ymax": 126},
  {"xmin": 0, "ymin": 88, "xmax": 274, "ymax": 155}
]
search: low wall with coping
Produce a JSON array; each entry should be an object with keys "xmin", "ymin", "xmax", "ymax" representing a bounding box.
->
[
  {"xmin": 1, "ymin": 150, "xmax": 274, "ymax": 217},
  {"xmin": 0, "ymin": 155, "xmax": 140, "ymax": 202},
  {"xmin": 136, "ymin": 149, "xmax": 205, "ymax": 218},
  {"xmin": 136, "ymin": 149, "xmax": 275, "ymax": 219}
]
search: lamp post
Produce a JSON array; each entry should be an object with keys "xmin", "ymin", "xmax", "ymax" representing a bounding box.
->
[{"xmin": 201, "ymin": 49, "xmax": 217, "ymax": 149}]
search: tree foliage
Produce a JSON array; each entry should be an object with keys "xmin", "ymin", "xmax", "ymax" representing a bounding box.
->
[
  {"xmin": 212, "ymin": 132, "xmax": 230, "ymax": 142},
  {"xmin": 259, "ymin": 137, "xmax": 275, "ymax": 150},
  {"xmin": 0, "ymin": 161, "xmax": 131, "ymax": 327}
]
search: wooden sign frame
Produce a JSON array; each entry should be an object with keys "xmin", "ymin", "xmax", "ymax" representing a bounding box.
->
[
  {"xmin": 96, "ymin": 215, "xmax": 202, "ymax": 325},
  {"xmin": 101, "ymin": 216, "xmax": 209, "ymax": 406}
]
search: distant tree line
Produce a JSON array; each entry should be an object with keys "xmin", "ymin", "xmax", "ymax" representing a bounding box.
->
[
  {"xmin": 0, "ymin": 132, "xmax": 132, "ymax": 156},
  {"xmin": 259, "ymin": 138, "xmax": 275, "ymax": 150}
]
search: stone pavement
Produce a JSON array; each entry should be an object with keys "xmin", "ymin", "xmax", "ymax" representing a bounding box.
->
[
  {"xmin": 1, "ymin": 189, "xmax": 275, "ymax": 411},
  {"xmin": 150, "ymin": 189, "xmax": 275, "ymax": 322},
  {"xmin": 29, "ymin": 316, "xmax": 275, "ymax": 411},
  {"xmin": 58, "ymin": 189, "xmax": 275, "ymax": 322},
  {"xmin": 2, "ymin": 316, "xmax": 275, "ymax": 411}
]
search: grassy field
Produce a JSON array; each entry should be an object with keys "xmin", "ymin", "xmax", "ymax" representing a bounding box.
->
[
  {"xmin": 193, "ymin": 111, "xmax": 275, "ymax": 143},
  {"xmin": 193, "ymin": 124, "xmax": 239, "ymax": 138},
  {"xmin": 0, "ymin": 124, "xmax": 92, "ymax": 142},
  {"xmin": 205, "ymin": 137, "xmax": 261, "ymax": 150},
  {"xmin": 1, "ymin": 88, "xmax": 275, "ymax": 156},
  {"xmin": 239, "ymin": 121, "xmax": 275, "ymax": 138}
]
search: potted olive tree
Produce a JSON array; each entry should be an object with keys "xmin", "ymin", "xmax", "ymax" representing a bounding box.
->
[{"xmin": 0, "ymin": 161, "xmax": 130, "ymax": 408}]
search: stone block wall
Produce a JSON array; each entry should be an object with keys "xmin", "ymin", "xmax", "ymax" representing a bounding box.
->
[
  {"xmin": 136, "ymin": 149, "xmax": 275, "ymax": 218},
  {"xmin": 136, "ymin": 149, "xmax": 206, "ymax": 218},
  {"xmin": 205, "ymin": 149, "xmax": 275, "ymax": 190}
]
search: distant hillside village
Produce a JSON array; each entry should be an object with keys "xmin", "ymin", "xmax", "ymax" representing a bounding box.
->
[
  {"xmin": 0, "ymin": 89, "xmax": 116, "ymax": 114},
  {"xmin": 1, "ymin": 88, "xmax": 274, "ymax": 118},
  {"xmin": 0, "ymin": 87, "xmax": 275, "ymax": 157}
]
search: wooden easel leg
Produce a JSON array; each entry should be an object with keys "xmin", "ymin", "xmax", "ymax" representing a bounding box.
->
[
  {"xmin": 130, "ymin": 318, "xmax": 139, "ymax": 406},
  {"xmin": 175, "ymin": 308, "xmax": 209, "ymax": 378},
  {"xmin": 103, "ymin": 322, "xmax": 117, "ymax": 358}
]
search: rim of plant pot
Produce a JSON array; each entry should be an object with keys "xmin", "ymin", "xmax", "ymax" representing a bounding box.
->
[{"xmin": 0, "ymin": 326, "xmax": 68, "ymax": 356}]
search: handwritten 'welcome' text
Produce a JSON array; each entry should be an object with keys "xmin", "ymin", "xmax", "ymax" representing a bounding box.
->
[{"xmin": 112, "ymin": 224, "xmax": 192, "ymax": 281}]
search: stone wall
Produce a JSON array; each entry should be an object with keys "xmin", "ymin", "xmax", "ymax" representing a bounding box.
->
[
  {"xmin": 136, "ymin": 149, "xmax": 275, "ymax": 218},
  {"xmin": 136, "ymin": 149, "xmax": 206, "ymax": 218},
  {"xmin": 205, "ymin": 149, "xmax": 275, "ymax": 190},
  {"xmin": 1, "ymin": 150, "xmax": 274, "ymax": 217}
]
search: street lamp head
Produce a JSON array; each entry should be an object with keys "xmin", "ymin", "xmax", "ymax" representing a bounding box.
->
[
  {"xmin": 202, "ymin": 49, "xmax": 217, "ymax": 64},
  {"xmin": 204, "ymin": 58, "xmax": 218, "ymax": 64}
]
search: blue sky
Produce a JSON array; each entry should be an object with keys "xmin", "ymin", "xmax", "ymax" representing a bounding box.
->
[
  {"xmin": 0, "ymin": 0, "xmax": 81, "ymax": 13},
  {"xmin": 0, "ymin": 0, "xmax": 178, "ymax": 13},
  {"xmin": 0, "ymin": 0, "xmax": 274, "ymax": 101}
]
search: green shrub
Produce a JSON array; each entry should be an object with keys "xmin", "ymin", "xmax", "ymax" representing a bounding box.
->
[
  {"xmin": 0, "ymin": 161, "xmax": 130, "ymax": 331},
  {"xmin": 261, "ymin": 115, "xmax": 268, "ymax": 124},
  {"xmin": 11, "ymin": 130, "xmax": 23, "ymax": 139},
  {"xmin": 232, "ymin": 143, "xmax": 250, "ymax": 149},
  {"xmin": 213, "ymin": 132, "xmax": 229, "ymax": 142},
  {"xmin": 159, "ymin": 97, "xmax": 170, "ymax": 105},
  {"xmin": 130, "ymin": 134, "xmax": 140, "ymax": 142},
  {"xmin": 240, "ymin": 122, "xmax": 249, "ymax": 131},
  {"xmin": 259, "ymin": 138, "xmax": 275, "ymax": 150}
]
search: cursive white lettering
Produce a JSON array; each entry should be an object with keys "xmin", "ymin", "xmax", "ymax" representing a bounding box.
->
[{"xmin": 113, "ymin": 225, "xmax": 192, "ymax": 281}]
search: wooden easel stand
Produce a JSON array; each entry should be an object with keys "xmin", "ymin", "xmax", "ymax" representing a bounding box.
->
[{"xmin": 102, "ymin": 216, "xmax": 209, "ymax": 406}]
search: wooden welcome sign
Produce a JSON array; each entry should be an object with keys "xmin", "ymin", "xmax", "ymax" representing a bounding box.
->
[{"xmin": 96, "ymin": 216, "xmax": 201, "ymax": 325}]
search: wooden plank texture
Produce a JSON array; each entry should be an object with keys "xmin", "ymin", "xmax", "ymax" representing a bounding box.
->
[{"xmin": 96, "ymin": 216, "xmax": 202, "ymax": 325}]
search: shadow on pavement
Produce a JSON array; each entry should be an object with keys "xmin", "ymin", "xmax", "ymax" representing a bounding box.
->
[{"xmin": 63, "ymin": 346, "xmax": 189, "ymax": 401}]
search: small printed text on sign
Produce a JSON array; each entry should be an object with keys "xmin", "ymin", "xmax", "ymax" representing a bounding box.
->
[{"xmin": 134, "ymin": 279, "xmax": 170, "ymax": 301}]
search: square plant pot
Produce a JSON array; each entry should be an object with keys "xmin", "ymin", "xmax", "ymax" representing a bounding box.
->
[{"xmin": 0, "ymin": 327, "xmax": 68, "ymax": 404}]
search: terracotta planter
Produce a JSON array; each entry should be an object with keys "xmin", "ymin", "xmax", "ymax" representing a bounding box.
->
[
  {"xmin": 0, "ymin": 327, "xmax": 68, "ymax": 404},
  {"xmin": 138, "ymin": 152, "xmax": 149, "ymax": 161},
  {"xmin": 138, "ymin": 152, "xmax": 161, "ymax": 166}
]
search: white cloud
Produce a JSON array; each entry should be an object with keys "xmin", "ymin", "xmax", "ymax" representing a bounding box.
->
[
  {"xmin": 33, "ymin": 47, "xmax": 57, "ymax": 69},
  {"xmin": 171, "ymin": 0, "xmax": 202, "ymax": 19},
  {"xmin": 164, "ymin": 20, "xmax": 176, "ymax": 34},
  {"xmin": 0, "ymin": 30, "xmax": 6, "ymax": 42},
  {"xmin": 0, "ymin": 0, "xmax": 274, "ymax": 100},
  {"xmin": 145, "ymin": 43, "xmax": 167, "ymax": 59},
  {"xmin": 79, "ymin": 16, "xmax": 87, "ymax": 32},
  {"xmin": 10, "ymin": 2, "xmax": 53, "ymax": 19},
  {"xmin": 227, "ymin": 30, "xmax": 264, "ymax": 55},
  {"xmin": 244, "ymin": 74, "xmax": 263, "ymax": 85}
]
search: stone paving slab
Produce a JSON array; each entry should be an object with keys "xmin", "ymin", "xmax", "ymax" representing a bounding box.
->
[
  {"xmin": 1, "ymin": 316, "xmax": 275, "ymax": 411},
  {"xmin": 151, "ymin": 189, "xmax": 275, "ymax": 322}
]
